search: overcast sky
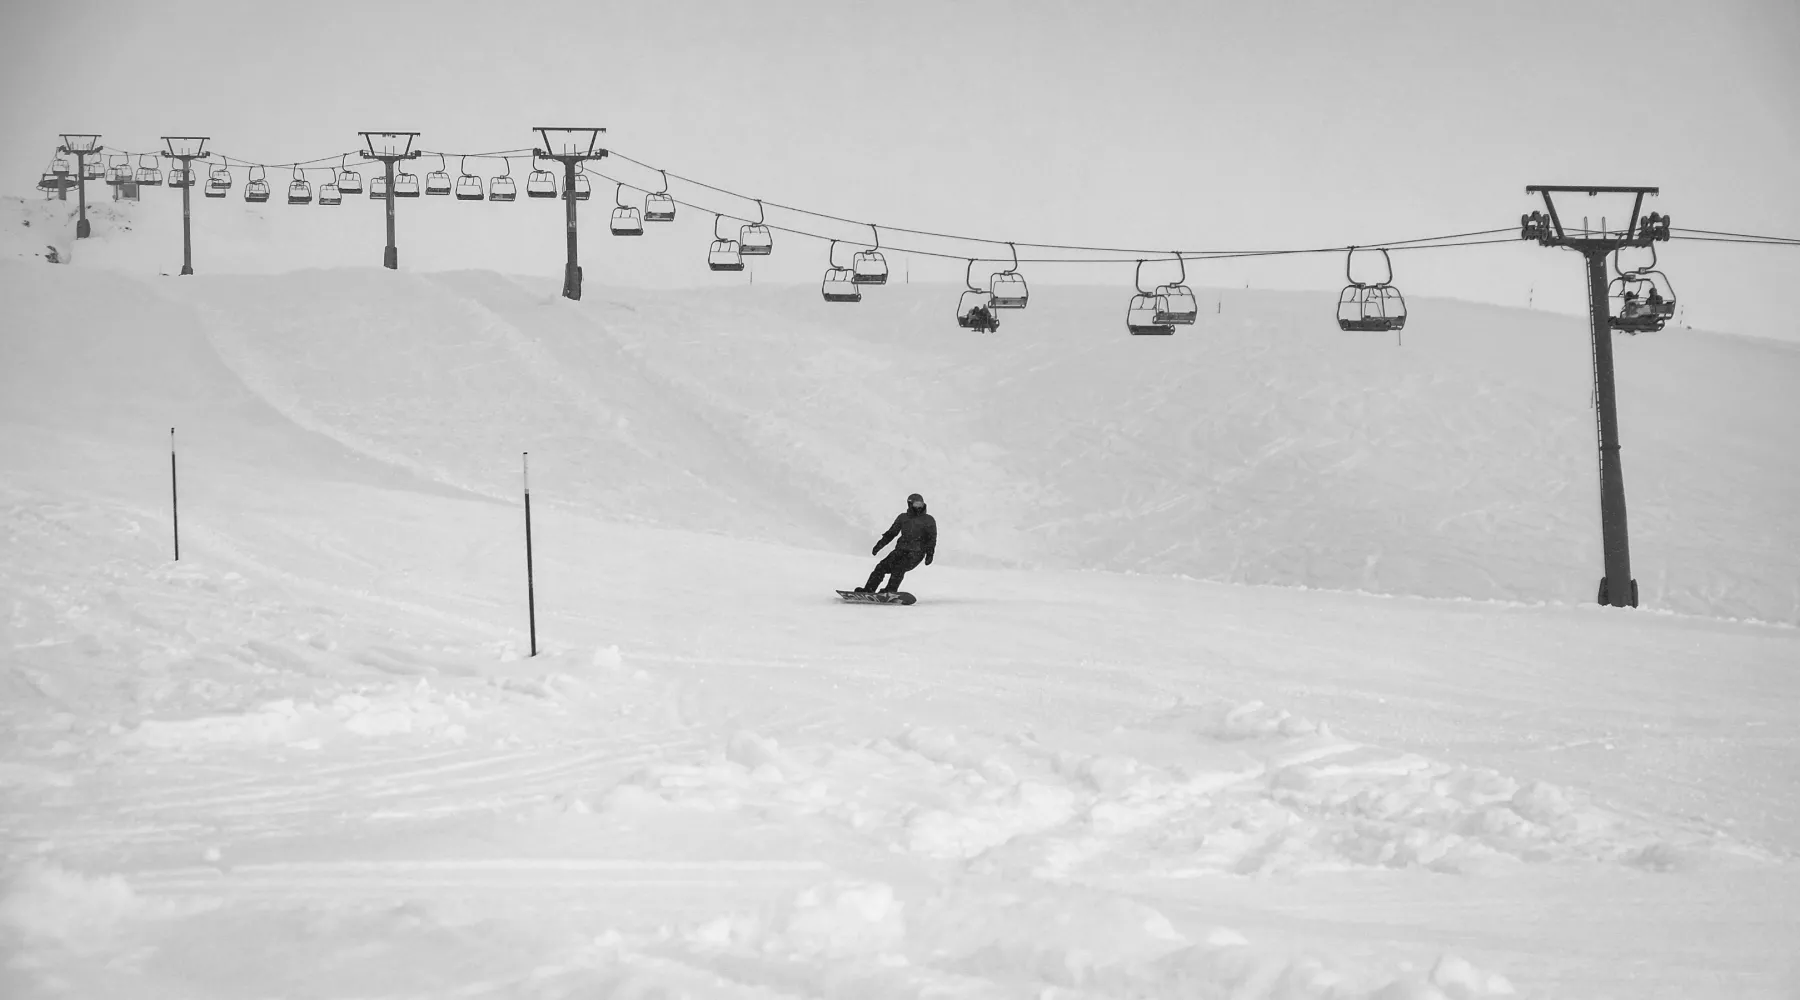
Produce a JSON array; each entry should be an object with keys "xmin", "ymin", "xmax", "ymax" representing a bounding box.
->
[{"xmin": 6, "ymin": 0, "xmax": 1798, "ymax": 339}]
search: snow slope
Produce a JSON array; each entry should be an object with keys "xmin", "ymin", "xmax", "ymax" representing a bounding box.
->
[{"xmin": 2, "ymin": 197, "xmax": 1798, "ymax": 999}]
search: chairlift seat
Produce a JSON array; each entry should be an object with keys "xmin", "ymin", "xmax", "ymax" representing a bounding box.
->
[
  {"xmin": 135, "ymin": 167, "xmax": 164, "ymax": 187},
  {"xmin": 822, "ymin": 267, "xmax": 861, "ymax": 303},
  {"xmin": 708, "ymin": 239, "xmax": 744, "ymax": 272},
  {"xmin": 393, "ymin": 172, "xmax": 420, "ymax": 197},
  {"xmin": 286, "ymin": 180, "xmax": 312, "ymax": 205},
  {"xmin": 1128, "ymin": 294, "xmax": 1175, "ymax": 335},
  {"xmin": 244, "ymin": 180, "xmax": 271, "ymax": 203},
  {"xmin": 425, "ymin": 170, "xmax": 452, "ymax": 196},
  {"xmin": 1336, "ymin": 284, "xmax": 1407, "ymax": 332},
  {"xmin": 851, "ymin": 250, "xmax": 889, "ymax": 285},
  {"xmin": 204, "ymin": 177, "xmax": 229, "ymax": 198},
  {"xmin": 957, "ymin": 290, "xmax": 1000, "ymax": 331},
  {"xmin": 610, "ymin": 207, "xmax": 644, "ymax": 236},
  {"xmin": 455, "ymin": 175, "xmax": 485, "ymax": 201},
  {"xmin": 336, "ymin": 169, "xmax": 363, "ymax": 195},
  {"xmin": 1154, "ymin": 284, "xmax": 1199, "ymax": 325},
  {"xmin": 83, "ymin": 160, "xmax": 105, "ymax": 180},
  {"xmin": 168, "ymin": 168, "xmax": 194, "ymax": 189},
  {"xmin": 318, "ymin": 182, "xmax": 342, "ymax": 206},
  {"xmin": 368, "ymin": 175, "xmax": 388, "ymax": 198},
  {"xmin": 739, "ymin": 224, "xmax": 774, "ymax": 256},
  {"xmin": 990, "ymin": 273, "xmax": 1029, "ymax": 309},
  {"xmin": 489, "ymin": 176, "xmax": 517, "ymax": 202},
  {"xmin": 105, "ymin": 165, "xmax": 128, "ymax": 186},
  {"xmin": 525, "ymin": 170, "xmax": 557, "ymax": 198},
  {"xmin": 644, "ymin": 193, "xmax": 676, "ymax": 222},
  {"xmin": 563, "ymin": 175, "xmax": 591, "ymax": 201}
]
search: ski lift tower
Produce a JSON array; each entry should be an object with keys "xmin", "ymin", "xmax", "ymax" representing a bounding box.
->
[
  {"xmin": 533, "ymin": 127, "xmax": 608, "ymax": 300},
  {"xmin": 58, "ymin": 134, "xmax": 102, "ymax": 237},
  {"xmin": 358, "ymin": 131, "xmax": 421, "ymax": 269},
  {"xmin": 160, "ymin": 137, "xmax": 210, "ymax": 275},
  {"xmin": 1521, "ymin": 185, "xmax": 1669, "ymax": 608}
]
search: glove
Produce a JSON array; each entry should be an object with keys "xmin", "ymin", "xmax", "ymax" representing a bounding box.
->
[{"xmin": 925, "ymin": 553, "xmax": 933, "ymax": 566}]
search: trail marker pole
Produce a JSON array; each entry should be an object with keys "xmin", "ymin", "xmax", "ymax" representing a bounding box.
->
[
  {"xmin": 523, "ymin": 452, "xmax": 537, "ymax": 657},
  {"xmin": 532, "ymin": 127, "xmax": 608, "ymax": 301},
  {"xmin": 58, "ymin": 134, "xmax": 102, "ymax": 238},
  {"xmin": 170, "ymin": 428, "xmax": 180, "ymax": 561},
  {"xmin": 358, "ymin": 132, "xmax": 420, "ymax": 269},
  {"xmin": 1521, "ymin": 185, "xmax": 1669, "ymax": 607},
  {"xmin": 160, "ymin": 137, "xmax": 210, "ymax": 275}
]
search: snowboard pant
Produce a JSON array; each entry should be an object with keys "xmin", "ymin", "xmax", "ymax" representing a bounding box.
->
[{"xmin": 866, "ymin": 549, "xmax": 927, "ymax": 593}]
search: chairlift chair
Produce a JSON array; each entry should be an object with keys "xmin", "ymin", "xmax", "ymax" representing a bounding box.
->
[
  {"xmin": 956, "ymin": 260, "xmax": 1001, "ymax": 331},
  {"xmin": 51, "ymin": 156, "xmax": 71, "ymax": 177},
  {"xmin": 707, "ymin": 215, "xmax": 744, "ymax": 271},
  {"xmin": 82, "ymin": 157, "xmax": 105, "ymax": 181},
  {"xmin": 424, "ymin": 154, "xmax": 451, "ymax": 196},
  {"xmin": 851, "ymin": 224, "xmax": 888, "ymax": 285},
  {"xmin": 204, "ymin": 167, "xmax": 229, "ymax": 198},
  {"xmin": 563, "ymin": 168, "xmax": 591, "ymax": 202},
  {"xmin": 368, "ymin": 173, "xmax": 388, "ymax": 199},
  {"xmin": 393, "ymin": 170, "xmax": 420, "ymax": 197},
  {"xmin": 610, "ymin": 183, "xmax": 643, "ymax": 235},
  {"xmin": 244, "ymin": 166, "xmax": 271, "ymax": 203},
  {"xmin": 644, "ymin": 170, "xmax": 676, "ymax": 222},
  {"xmin": 739, "ymin": 199, "xmax": 773, "ymax": 256},
  {"xmin": 455, "ymin": 157, "xmax": 484, "ymax": 201},
  {"xmin": 135, "ymin": 154, "xmax": 164, "ymax": 187},
  {"xmin": 105, "ymin": 156, "xmax": 129, "ymax": 185},
  {"xmin": 168, "ymin": 167, "xmax": 195, "ymax": 189},
  {"xmin": 318, "ymin": 180, "xmax": 342, "ymax": 206},
  {"xmin": 525, "ymin": 158, "xmax": 557, "ymax": 199},
  {"xmin": 989, "ymin": 242, "xmax": 1028, "ymax": 309},
  {"xmin": 489, "ymin": 176, "xmax": 517, "ymax": 203},
  {"xmin": 1336, "ymin": 247, "xmax": 1407, "ymax": 332},
  {"xmin": 821, "ymin": 242, "xmax": 862, "ymax": 302},
  {"xmin": 1607, "ymin": 255, "xmax": 1676, "ymax": 335},
  {"xmin": 335, "ymin": 156, "xmax": 363, "ymax": 195},
  {"xmin": 1150, "ymin": 253, "xmax": 1198, "ymax": 325},
  {"xmin": 1127, "ymin": 262, "xmax": 1175, "ymax": 335},
  {"xmin": 286, "ymin": 168, "xmax": 313, "ymax": 206}
]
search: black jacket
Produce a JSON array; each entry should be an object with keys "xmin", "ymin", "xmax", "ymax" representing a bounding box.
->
[{"xmin": 876, "ymin": 506, "xmax": 937, "ymax": 557}]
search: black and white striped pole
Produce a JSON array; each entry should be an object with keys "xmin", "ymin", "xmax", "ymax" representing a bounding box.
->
[{"xmin": 523, "ymin": 452, "xmax": 537, "ymax": 657}]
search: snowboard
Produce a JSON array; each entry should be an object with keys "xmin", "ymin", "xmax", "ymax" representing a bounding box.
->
[{"xmin": 836, "ymin": 589, "xmax": 916, "ymax": 606}]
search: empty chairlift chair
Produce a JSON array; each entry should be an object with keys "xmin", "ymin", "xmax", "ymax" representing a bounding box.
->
[
  {"xmin": 1126, "ymin": 261, "xmax": 1175, "ymax": 336},
  {"xmin": 244, "ymin": 166, "xmax": 271, "ymax": 203},
  {"xmin": 335, "ymin": 156, "xmax": 363, "ymax": 195},
  {"xmin": 424, "ymin": 154, "xmax": 452, "ymax": 196},
  {"xmin": 168, "ymin": 166, "xmax": 194, "ymax": 189},
  {"xmin": 707, "ymin": 215, "xmax": 744, "ymax": 271},
  {"xmin": 489, "ymin": 159, "xmax": 517, "ymax": 202},
  {"xmin": 105, "ymin": 155, "xmax": 130, "ymax": 186},
  {"xmin": 318, "ymin": 179, "xmax": 342, "ymax": 206},
  {"xmin": 1151, "ymin": 253, "xmax": 1199, "ymax": 326},
  {"xmin": 739, "ymin": 199, "xmax": 773, "ymax": 256},
  {"xmin": 135, "ymin": 154, "xmax": 164, "ymax": 187},
  {"xmin": 525, "ymin": 158, "xmax": 557, "ymax": 199},
  {"xmin": 83, "ymin": 156, "xmax": 105, "ymax": 181},
  {"xmin": 989, "ymin": 242, "xmax": 1028, "ymax": 309},
  {"xmin": 564, "ymin": 167, "xmax": 591, "ymax": 202},
  {"xmin": 1335, "ymin": 247, "xmax": 1407, "ymax": 332},
  {"xmin": 852, "ymin": 224, "xmax": 889, "ymax": 285},
  {"xmin": 204, "ymin": 164, "xmax": 230, "ymax": 198},
  {"xmin": 393, "ymin": 169, "xmax": 420, "ymax": 198},
  {"xmin": 368, "ymin": 173, "xmax": 388, "ymax": 199},
  {"xmin": 821, "ymin": 242, "xmax": 862, "ymax": 302},
  {"xmin": 454, "ymin": 157, "xmax": 484, "ymax": 201},
  {"xmin": 287, "ymin": 168, "xmax": 313, "ymax": 205},
  {"xmin": 644, "ymin": 170, "xmax": 676, "ymax": 222},
  {"xmin": 610, "ymin": 184, "xmax": 643, "ymax": 236}
]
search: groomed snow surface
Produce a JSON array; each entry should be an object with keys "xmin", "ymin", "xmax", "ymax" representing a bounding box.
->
[{"xmin": 2, "ymin": 197, "xmax": 1797, "ymax": 998}]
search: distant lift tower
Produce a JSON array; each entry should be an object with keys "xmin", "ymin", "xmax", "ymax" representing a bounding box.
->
[
  {"xmin": 58, "ymin": 134, "xmax": 103, "ymax": 238},
  {"xmin": 533, "ymin": 127, "xmax": 608, "ymax": 301},
  {"xmin": 160, "ymin": 137, "xmax": 210, "ymax": 275},
  {"xmin": 1521, "ymin": 185, "xmax": 1671, "ymax": 608},
  {"xmin": 359, "ymin": 131, "xmax": 421, "ymax": 269}
]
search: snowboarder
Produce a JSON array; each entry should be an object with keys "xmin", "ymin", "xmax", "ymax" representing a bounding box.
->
[
  {"xmin": 859, "ymin": 493, "xmax": 936, "ymax": 594},
  {"xmin": 965, "ymin": 303, "xmax": 999, "ymax": 333}
]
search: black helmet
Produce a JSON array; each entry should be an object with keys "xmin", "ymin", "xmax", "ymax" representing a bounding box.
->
[{"xmin": 907, "ymin": 493, "xmax": 925, "ymax": 508}]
